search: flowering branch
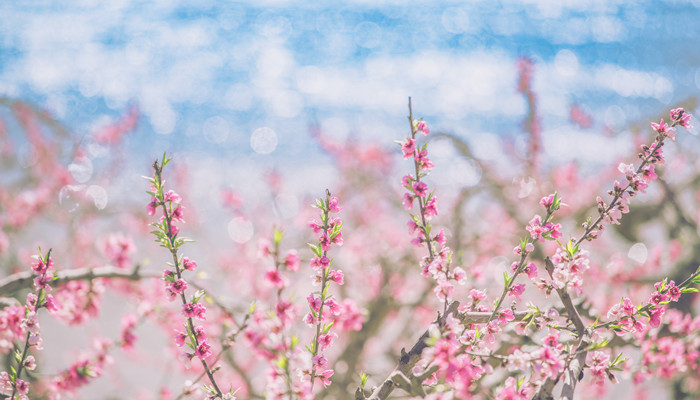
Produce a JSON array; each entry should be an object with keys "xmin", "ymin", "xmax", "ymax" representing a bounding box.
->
[
  {"xmin": 0, "ymin": 265, "xmax": 159, "ymax": 297},
  {"xmin": 147, "ymin": 154, "xmax": 229, "ymax": 399},
  {"xmin": 304, "ymin": 190, "xmax": 344, "ymax": 392},
  {"xmin": 1, "ymin": 248, "xmax": 58, "ymax": 400}
]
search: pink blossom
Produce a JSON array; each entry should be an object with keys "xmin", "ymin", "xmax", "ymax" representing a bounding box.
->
[
  {"xmin": 317, "ymin": 332, "xmax": 337, "ymax": 351},
  {"xmin": 412, "ymin": 181, "xmax": 428, "ymax": 197},
  {"xmin": 307, "ymin": 294, "xmax": 322, "ymax": 313},
  {"xmin": 670, "ymin": 107, "xmax": 693, "ymax": 130},
  {"xmin": 169, "ymin": 279, "xmax": 188, "ymax": 295},
  {"xmin": 182, "ymin": 303, "xmax": 206, "ymax": 320},
  {"xmin": 31, "ymin": 258, "xmax": 51, "ymax": 275},
  {"xmin": 415, "ymin": 149, "xmax": 434, "ymax": 171},
  {"xmin": 508, "ymin": 283, "xmax": 526, "ymax": 301},
  {"xmin": 163, "ymin": 190, "xmax": 182, "ymax": 204},
  {"xmin": 414, "ymin": 120, "xmax": 429, "ymax": 136},
  {"xmin": 265, "ymin": 269, "xmax": 286, "ymax": 289},
  {"xmin": 317, "ymin": 369, "xmax": 334, "ymax": 387},
  {"xmin": 452, "ymin": 266, "xmax": 467, "ymax": 284},
  {"xmin": 327, "ymin": 269, "xmax": 344, "ymax": 285},
  {"xmin": 401, "ymin": 174, "xmax": 414, "ymax": 189},
  {"xmin": 539, "ymin": 193, "xmax": 555, "ymax": 208},
  {"xmin": 424, "ymin": 197, "xmax": 438, "ymax": 217},
  {"xmin": 195, "ymin": 341, "xmax": 212, "ymax": 359},
  {"xmin": 23, "ymin": 355, "xmax": 36, "ymax": 371},
  {"xmin": 174, "ymin": 330, "xmax": 188, "ymax": 347},
  {"xmin": 147, "ymin": 197, "xmax": 158, "ymax": 216},
  {"xmin": 402, "ymin": 192, "xmax": 414, "ymax": 210},
  {"xmin": 401, "ymin": 138, "xmax": 416, "ymax": 159},
  {"xmin": 328, "ymin": 196, "xmax": 342, "ymax": 213},
  {"xmin": 433, "ymin": 279, "xmax": 454, "ymax": 302},
  {"xmin": 324, "ymin": 297, "xmax": 342, "ymax": 315},
  {"xmin": 182, "ymin": 257, "xmax": 197, "ymax": 271},
  {"xmin": 284, "ymin": 250, "xmax": 300, "ymax": 272},
  {"xmin": 171, "ymin": 205, "xmax": 185, "ymax": 223},
  {"xmin": 310, "ymin": 256, "xmax": 330, "ymax": 270}
]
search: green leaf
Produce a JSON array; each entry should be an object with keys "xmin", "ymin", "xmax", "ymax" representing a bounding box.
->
[
  {"xmin": 503, "ymin": 272, "xmax": 511, "ymax": 286},
  {"xmin": 681, "ymin": 287, "xmax": 699, "ymax": 293},
  {"xmin": 322, "ymin": 321, "xmax": 335, "ymax": 334},
  {"xmin": 360, "ymin": 371, "xmax": 369, "ymax": 388},
  {"xmin": 307, "ymin": 243, "xmax": 322, "ymax": 258},
  {"xmin": 275, "ymin": 355, "xmax": 288, "ymax": 369},
  {"xmin": 273, "ymin": 228, "xmax": 283, "ymax": 246}
]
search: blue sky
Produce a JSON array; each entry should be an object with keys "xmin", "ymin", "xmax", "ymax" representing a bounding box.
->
[{"xmin": 1, "ymin": 1, "xmax": 699, "ymax": 183}]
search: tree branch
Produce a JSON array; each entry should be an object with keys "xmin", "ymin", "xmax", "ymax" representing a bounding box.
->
[{"xmin": 0, "ymin": 265, "xmax": 159, "ymax": 296}]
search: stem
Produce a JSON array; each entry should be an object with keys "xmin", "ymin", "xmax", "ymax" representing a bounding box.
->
[
  {"xmin": 310, "ymin": 193, "xmax": 332, "ymax": 390},
  {"xmin": 153, "ymin": 160, "xmax": 223, "ymax": 398},
  {"xmin": 486, "ymin": 209, "xmax": 553, "ymax": 325}
]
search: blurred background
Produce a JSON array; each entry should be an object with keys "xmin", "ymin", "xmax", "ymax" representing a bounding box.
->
[
  {"xmin": 2, "ymin": 1, "xmax": 700, "ymax": 399},
  {"xmin": 2, "ymin": 1, "xmax": 699, "ymax": 177}
]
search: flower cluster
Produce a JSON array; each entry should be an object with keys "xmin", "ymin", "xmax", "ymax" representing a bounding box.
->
[
  {"xmin": 605, "ymin": 278, "xmax": 688, "ymax": 335},
  {"xmin": 147, "ymin": 154, "xmax": 223, "ymax": 398},
  {"xmin": 1, "ymin": 249, "xmax": 58, "ymax": 400},
  {"xmin": 49, "ymin": 338, "xmax": 114, "ymax": 399},
  {"xmin": 400, "ymin": 114, "xmax": 465, "ymax": 304},
  {"xmin": 303, "ymin": 191, "xmax": 344, "ymax": 391},
  {"xmin": 245, "ymin": 230, "xmax": 308, "ymax": 400},
  {"xmin": 584, "ymin": 108, "xmax": 693, "ymax": 238}
]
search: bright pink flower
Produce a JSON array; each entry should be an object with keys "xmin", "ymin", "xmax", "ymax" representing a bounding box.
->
[
  {"xmin": 174, "ymin": 330, "xmax": 188, "ymax": 347},
  {"xmin": 324, "ymin": 297, "xmax": 342, "ymax": 315},
  {"xmin": 318, "ymin": 332, "xmax": 337, "ymax": 351},
  {"xmin": 415, "ymin": 120, "xmax": 429, "ymax": 136},
  {"xmin": 401, "ymin": 138, "xmax": 416, "ymax": 159},
  {"xmin": 163, "ymin": 190, "xmax": 181, "ymax": 204},
  {"xmin": 648, "ymin": 307, "xmax": 664, "ymax": 328},
  {"xmin": 311, "ymin": 256, "xmax": 330, "ymax": 270},
  {"xmin": 170, "ymin": 279, "xmax": 188, "ymax": 295},
  {"xmin": 539, "ymin": 194, "xmax": 555, "ymax": 208},
  {"xmin": 412, "ymin": 181, "xmax": 428, "ymax": 197},
  {"xmin": 666, "ymin": 280, "xmax": 681, "ymax": 302},
  {"xmin": 284, "ymin": 250, "xmax": 300, "ymax": 272},
  {"xmin": 327, "ymin": 269, "xmax": 344, "ymax": 285},
  {"xmin": 195, "ymin": 341, "xmax": 212, "ymax": 359},
  {"xmin": 424, "ymin": 197, "xmax": 438, "ymax": 217},
  {"xmin": 401, "ymin": 174, "xmax": 414, "ymax": 189},
  {"xmin": 318, "ymin": 369, "xmax": 334, "ymax": 387},
  {"xmin": 452, "ymin": 266, "xmax": 467, "ymax": 284},
  {"xmin": 303, "ymin": 312, "xmax": 319, "ymax": 326},
  {"xmin": 433, "ymin": 279, "xmax": 454, "ymax": 302},
  {"xmin": 402, "ymin": 192, "xmax": 414, "ymax": 210},
  {"xmin": 312, "ymin": 355, "xmax": 328, "ymax": 368},
  {"xmin": 265, "ymin": 269, "xmax": 286, "ymax": 289},
  {"xmin": 120, "ymin": 314, "xmax": 138, "ymax": 350},
  {"xmin": 328, "ymin": 196, "xmax": 342, "ymax": 213},
  {"xmin": 182, "ymin": 257, "xmax": 197, "ymax": 271},
  {"xmin": 508, "ymin": 283, "xmax": 526, "ymax": 301},
  {"xmin": 31, "ymin": 258, "xmax": 50, "ymax": 275},
  {"xmin": 147, "ymin": 197, "xmax": 158, "ymax": 216},
  {"xmin": 415, "ymin": 150, "xmax": 434, "ymax": 171},
  {"xmin": 23, "ymin": 355, "xmax": 36, "ymax": 371},
  {"xmin": 182, "ymin": 303, "xmax": 206, "ymax": 320},
  {"xmin": 670, "ymin": 107, "xmax": 693, "ymax": 130},
  {"xmin": 307, "ymin": 294, "xmax": 322, "ymax": 313},
  {"xmin": 171, "ymin": 205, "xmax": 185, "ymax": 223}
]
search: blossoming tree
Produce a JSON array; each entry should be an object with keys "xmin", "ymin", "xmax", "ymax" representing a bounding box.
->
[{"xmin": 0, "ymin": 64, "xmax": 699, "ymax": 400}]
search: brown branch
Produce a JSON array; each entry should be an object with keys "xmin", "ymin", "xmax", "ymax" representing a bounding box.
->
[
  {"xmin": 0, "ymin": 265, "xmax": 160, "ymax": 296},
  {"xmin": 362, "ymin": 302, "xmax": 531, "ymax": 400},
  {"xmin": 544, "ymin": 257, "xmax": 588, "ymax": 400}
]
